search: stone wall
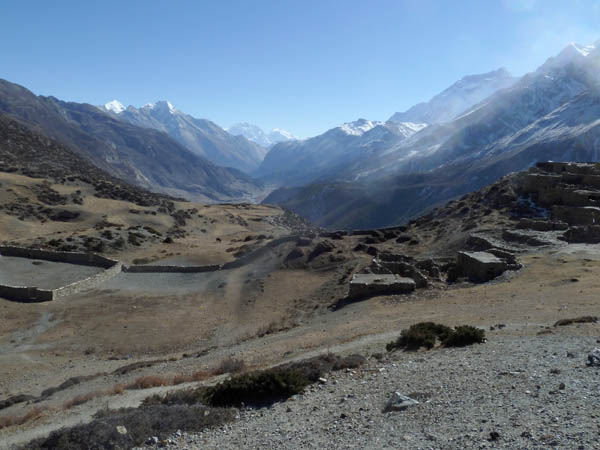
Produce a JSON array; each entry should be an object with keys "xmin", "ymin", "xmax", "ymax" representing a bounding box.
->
[
  {"xmin": 0, "ymin": 246, "xmax": 117, "ymax": 268},
  {"xmin": 0, "ymin": 285, "xmax": 53, "ymax": 303},
  {"xmin": 53, "ymin": 262, "xmax": 123, "ymax": 299},
  {"xmin": 0, "ymin": 246, "xmax": 122, "ymax": 303},
  {"xmin": 0, "ymin": 236, "xmax": 299, "ymax": 302},
  {"xmin": 123, "ymin": 264, "xmax": 220, "ymax": 273}
]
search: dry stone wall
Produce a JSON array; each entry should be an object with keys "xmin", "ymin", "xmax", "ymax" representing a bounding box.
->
[{"xmin": 0, "ymin": 246, "xmax": 122, "ymax": 303}]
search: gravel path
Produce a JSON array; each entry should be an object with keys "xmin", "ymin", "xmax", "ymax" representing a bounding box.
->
[{"xmin": 141, "ymin": 331, "xmax": 600, "ymax": 450}]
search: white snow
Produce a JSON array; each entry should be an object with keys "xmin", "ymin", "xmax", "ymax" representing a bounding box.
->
[
  {"xmin": 104, "ymin": 100, "xmax": 125, "ymax": 114},
  {"xmin": 339, "ymin": 119, "xmax": 383, "ymax": 136}
]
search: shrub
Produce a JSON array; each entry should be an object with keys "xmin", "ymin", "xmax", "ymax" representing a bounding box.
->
[
  {"xmin": 204, "ymin": 368, "xmax": 310, "ymax": 407},
  {"xmin": 386, "ymin": 322, "xmax": 453, "ymax": 351},
  {"xmin": 554, "ymin": 316, "xmax": 598, "ymax": 327},
  {"xmin": 386, "ymin": 322, "xmax": 485, "ymax": 351},
  {"xmin": 0, "ymin": 407, "xmax": 45, "ymax": 430},
  {"xmin": 23, "ymin": 404, "xmax": 234, "ymax": 450},
  {"xmin": 441, "ymin": 325, "xmax": 486, "ymax": 347}
]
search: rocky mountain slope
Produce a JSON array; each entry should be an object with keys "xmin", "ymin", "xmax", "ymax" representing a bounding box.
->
[
  {"xmin": 256, "ymin": 119, "xmax": 427, "ymax": 186},
  {"xmin": 265, "ymin": 41, "xmax": 600, "ymax": 229},
  {"xmin": 101, "ymin": 102, "xmax": 267, "ymax": 173},
  {"xmin": 389, "ymin": 68, "xmax": 517, "ymax": 124},
  {"xmin": 227, "ymin": 122, "xmax": 296, "ymax": 148},
  {"xmin": 0, "ymin": 79, "xmax": 264, "ymax": 202}
]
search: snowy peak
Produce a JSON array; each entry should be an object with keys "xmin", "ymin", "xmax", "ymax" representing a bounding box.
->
[
  {"xmin": 103, "ymin": 100, "xmax": 125, "ymax": 114},
  {"xmin": 141, "ymin": 100, "xmax": 177, "ymax": 114},
  {"xmin": 228, "ymin": 122, "xmax": 296, "ymax": 147},
  {"xmin": 389, "ymin": 68, "xmax": 517, "ymax": 124},
  {"xmin": 338, "ymin": 119, "xmax": 382, "ymax": 136},
  {"xmin": 538, "ymin": 40, "xmax": 600, "ymax": 73}
]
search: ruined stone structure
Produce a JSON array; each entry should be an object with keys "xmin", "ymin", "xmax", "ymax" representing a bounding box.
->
[{"xmin": 348, "ymin": 274, "xmax": 415, "ymax": 299}]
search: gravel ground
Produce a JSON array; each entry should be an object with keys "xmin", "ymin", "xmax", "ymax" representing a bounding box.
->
[{"xmin": 139, "ymin": 330, "xmax": 600, "ymax": 450}]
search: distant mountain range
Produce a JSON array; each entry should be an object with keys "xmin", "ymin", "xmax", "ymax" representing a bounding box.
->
[
  {"xmin": 255, "ymin": 119, "xmax": 427, "ymax": 186},
  {"xmin": 264, "ymin": 40, "xmax": 600, "ymax": 229},
  {"xmin": 227, "ymin": 122, "xmax": 296, "ymax": 148},
  {"xmin": 0, "ymin": 79, "xmax": 264, "ymax": 202},
  {"xmin": 388, "ymin": 68, "xmax": 517, "ymax": 124},
  {"xmin": 99, "ymin": 101, "xmax": 267, "ymax": 173}
]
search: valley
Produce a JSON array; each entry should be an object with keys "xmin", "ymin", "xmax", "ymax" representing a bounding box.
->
[{"xmin": 1, "ymin": 12, "xmax": 600, "ymax": 448}]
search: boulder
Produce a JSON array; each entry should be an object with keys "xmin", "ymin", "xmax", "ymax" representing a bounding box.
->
[
  {"xmin": 587, "ymin": 348, "xmax": 600, "ymax": 366},
  {"xmin": 560, "ymin": 226, "xmax": 600, "ymax": 244},
  {"xmin": 383, "ymin": 392, "xmax": 419, "ymax": 412},
  {"xmin": 307, "ymin": 240, "xmax": 335, "ymax": 261}
]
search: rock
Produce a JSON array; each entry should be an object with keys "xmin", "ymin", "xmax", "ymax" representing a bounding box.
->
[
  {"xmin": 383, "ymin": 392, "xmax": 419, "ymax": 412},
  {"xmin": 489, "ymin": 431, "xmax": 500, "ymax": 441},
  {"xmin": 116, "ymin": 425, "xmax": 127, "ymax": 435},
  {"xmin": 148, "ymin": 436, "xmax": 159, "ymax": 444},
  {"xmin": 308, "ymin": 240, "xmax": 335, "ymax": 261},
  {"xmin": 285, "ymin": 247, "xmax": 304, "ymax": 261},
  {"xmin": 586, "ymin": 348, "xmax": 600, "ymax": 366}
]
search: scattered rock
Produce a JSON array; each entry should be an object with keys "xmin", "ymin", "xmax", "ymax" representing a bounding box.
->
[
  {"xmin": 587, "ymin": 348, "xmax": 600, "ymax": 366},
  {"xmin": 383, "ymin": 392, "xmax": 419, "ymax": 412}
]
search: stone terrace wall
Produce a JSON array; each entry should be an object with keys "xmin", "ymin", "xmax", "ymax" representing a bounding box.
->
[
  {"xmin": 53, "ymin": 261, "xmax": 123, "ymax": 299},
  {"xmin": 0, "ymin": 246, "xmax": 122, "ymax": 303},
  {"xmin": 0, "ymin": 236, "xmax": 299, "ymax": 302},
  {"xmin": 0, "ymin": 246, "xmax": 117, "ymax": 268},
  {"xmin": 123, "ymin": 264, "xmax": 220, "ymax": 273},
  {"xmin": 0, "ymin": 285, "xmax": 53, "ymax": 303}
]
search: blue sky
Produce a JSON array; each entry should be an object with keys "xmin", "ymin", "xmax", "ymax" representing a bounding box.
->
[{"xmin": 1, "ymin": 0, "xmax": 598, "ymax": 137}]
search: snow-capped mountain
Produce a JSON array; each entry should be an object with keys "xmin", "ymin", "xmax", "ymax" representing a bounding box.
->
[
  {"xmin": 265, "ymin": 40, "xmax": 600, "ymax": 229},
  {"xmin": 99, "ymin": 101, "xmax": 266, "ymax": 173},
  {"xmin": 389, "ymin": 68, "xmax": 517, "ymax": 124},
  {"xmin": 255, "ymin": 119, "xmax": 427, "ymax": 186},
  {"xmin": 104, "ymin": 99, "xmax": 125, "ymax": 114},
  {"xmin": 228, "ymin": 122, "xmax": 297, "ymax": 148}
]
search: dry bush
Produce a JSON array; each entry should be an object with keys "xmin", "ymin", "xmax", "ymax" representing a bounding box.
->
[
  {"xmin": 213, "ymin": 357, "xmax": 246, "ymax": 375},
  {"xmin": 107, "ymin": 384, "xmax": 126, "ymax": 395},
  {"xmin": 126, "ymin": 376, "xmax": 170, "ymax": 390},
  {"xmin": 63, "ymin": 391, "xmax": 103, "ymax": 409},
  {"xmin": 0, "ymin": 407, "xmax": 46, "ymax": 430},
  {"xmin": 554, "ymin": 316, "xmax": 598, "ymax": 327}
]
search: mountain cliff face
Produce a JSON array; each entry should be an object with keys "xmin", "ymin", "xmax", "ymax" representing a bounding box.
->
[
  {"xmin": 0, "ymin": 79, "xmax": 264, "ymax": 202},
  {"xmin": 265, "ymin": 41, "xmax": 600, "ymax": 229},
  {"xmin": 228, "ymin": 122, "xmax": 296, "ymax": 148},
  {"xmin": 100, "ymin": 101, "xmax": 267, "ymax": 173},
  {"xmin": 389, "ymin": 68, "xmax": 517, "ymax": 124},
  {"xmin": 255, "ymin": 119, "xmax": 427, "ymax": 186}
]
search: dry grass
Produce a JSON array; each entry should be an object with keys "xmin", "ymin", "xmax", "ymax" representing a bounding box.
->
[
  {"xmin": 0, "ymin": 407, "xmax": 46, "ymax": 430},
  {"xmin": 213, "ymin": 357, "xmax": 246, "ymax": 375},
  {"xmin": 63, "ymin": 391, "xmax": 104, "ymax": 409},
  {"xmin": 125, "ymin": 376, "xmax": 171, "ymax": 390}
]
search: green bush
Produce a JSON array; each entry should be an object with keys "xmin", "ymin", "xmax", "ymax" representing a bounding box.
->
[
  {"xmin": 441, "ymin": 325, "xmax": 486, "ymax": 347},
  {"xmin": 204, "ymin": 368, "xmax": 310, "ymax": 407},
  {"xmin": 386, "ymin": 322, "xmax": 485, "ymax": 351},
  {"xmin": 386, "ymin": 322, "xmax": 453, "ymax": 351}
]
